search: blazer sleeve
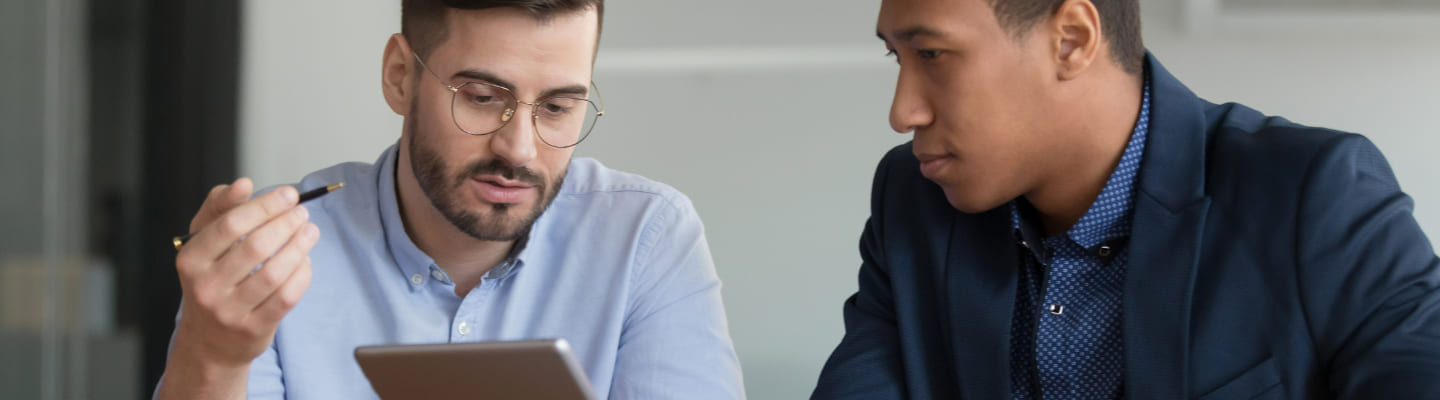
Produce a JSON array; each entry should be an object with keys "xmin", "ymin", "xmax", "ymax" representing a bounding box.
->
[
  {"xmin": 811, "ymin": 151, "xmax": 909, "ymax": 400},
  {"xmin": 1294, "ymin": 134, "xmax": 1440, "ymax": 398}
]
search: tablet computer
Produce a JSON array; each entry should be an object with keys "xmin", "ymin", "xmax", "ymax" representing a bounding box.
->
[{"xmin": 354, "ymin": 339, "xmax": 597, "ymax": 400}]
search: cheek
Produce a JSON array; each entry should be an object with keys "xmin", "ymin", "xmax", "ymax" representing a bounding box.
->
[
  {"xmin": 934, "ymin": 67, "xmax": 1009, "ymax": 136},
  {"xmin": 959, "ymin": 69, "xmax": 1042, "ymax": 148},
  {"xmin": 424, "ymin": 98, "xmax": 461, "ymax": 137},
  {"xmin": 419, "ymin": 103, "xmax": 497, "ymax": 166},
  {"xmin": 538, "ymin": 149, "xmax": 573, "ymax": 182}
]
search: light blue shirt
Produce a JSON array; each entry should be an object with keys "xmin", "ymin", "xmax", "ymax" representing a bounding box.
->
[{"xmin": 161, "ymin": 144, "xmax": 745, "ymax": 399}]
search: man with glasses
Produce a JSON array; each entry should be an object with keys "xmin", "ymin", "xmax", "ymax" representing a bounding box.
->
[{"xmin": 153, "ymin": 1, "xmax": 744, "ymax": 399}]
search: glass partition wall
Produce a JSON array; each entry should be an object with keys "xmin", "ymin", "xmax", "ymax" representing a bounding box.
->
[{"xmin": 1, "ymin": 0, "xmax": 238, "ymax": 398}]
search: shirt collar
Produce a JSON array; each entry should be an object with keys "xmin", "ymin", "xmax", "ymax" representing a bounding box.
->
[
  {"xmin": 1012, "ymin": 74, "xmax": 1153, "ymax": 250},
  {"xmin": 375, "ymin": 144, "xmax": 533, "ymax": 288}
]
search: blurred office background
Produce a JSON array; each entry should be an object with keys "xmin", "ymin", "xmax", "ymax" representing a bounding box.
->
[{"xmin": 2, "ymin": 0, "xmax": 1437, "ymax": 399}]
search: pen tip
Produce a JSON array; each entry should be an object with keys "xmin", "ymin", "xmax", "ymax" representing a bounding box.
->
[{"xmin": 328, "ymin": 182, "xmax": 345, "ymax": 191}]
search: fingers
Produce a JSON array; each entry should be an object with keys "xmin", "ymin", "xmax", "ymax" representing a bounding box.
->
[
  {"xmin": 213, "ymin": 205, "xmax": 312, "ymax": 285},
  {"xmin": 190, "ymin": 178, "xmax": 253, "ymax": 234},
  {"xmin": 231, "ymin": 222, "xmax": 319, "ymax": 309},
  {"xmin": 251, "ymin": 249, "xmax": 314, "ymax": 326},
  {"xmin": 176, "ymin": 179, "xmax": 248, "ymax": 289},
  {"xmin": 187, "ymin": 184, "xmax": 230, "ymax": 235},
  {"xmin": 166, "ymin": 179, "xmax": 320, "ymax": 370},
  {"xmin": 183, "ymin": 185, "xmax": 300, "ymax": 264}
]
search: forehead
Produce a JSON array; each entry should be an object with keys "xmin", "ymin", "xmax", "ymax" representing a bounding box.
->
[
  {"xmin": 431, "ymin": 7, "xmax": 598, "ymax": 83},
  {"xmin": 877, "ymin": 0, "xmax": 1000, "ymax": 42}
]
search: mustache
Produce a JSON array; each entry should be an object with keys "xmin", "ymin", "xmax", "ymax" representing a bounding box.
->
[{"xmin": 456, "ymin": 158, "xmax": 546, "ymax": 188}]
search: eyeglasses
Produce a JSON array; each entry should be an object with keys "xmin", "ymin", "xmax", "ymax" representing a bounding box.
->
[{"xmin": 412, "ymin": 53, "xmax": 605, "ymax": 148}]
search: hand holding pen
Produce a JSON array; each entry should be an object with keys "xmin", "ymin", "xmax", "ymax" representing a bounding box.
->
[
  {"xmin": 173, "ymin": 182, "xmax": 343, "ymax": 250},
  {"xmin": 158, "ymin": 178, "xmax": 338, "ymax": 388}
]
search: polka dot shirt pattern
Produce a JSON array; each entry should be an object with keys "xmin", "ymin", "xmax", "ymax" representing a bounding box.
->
[{"xmin": 1008, "ymin": 80, "xmax": 1152, "ymax": 400}]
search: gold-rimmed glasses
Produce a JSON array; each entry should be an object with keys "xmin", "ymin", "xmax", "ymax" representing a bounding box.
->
[{"xmin": 412, "ymin": 53, "xmax": 605, "ymax": 148}]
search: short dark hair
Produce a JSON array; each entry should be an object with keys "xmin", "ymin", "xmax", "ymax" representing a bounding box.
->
[
  {"xmin": 402, "ymin": 0, "xmax": 604, "ymax": 60},
  {"xmin": 988, "ymin": 0, "xmax": 1143, "ymax": 76}
]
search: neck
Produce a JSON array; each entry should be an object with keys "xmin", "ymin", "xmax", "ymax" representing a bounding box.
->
[
  {"xmin": 395, "ymin": 139, "xmax": 513, "ymax": 295},
  {"xmin": 1025, "ymin": 70, "xmax": 1143, "ymax": 236}
]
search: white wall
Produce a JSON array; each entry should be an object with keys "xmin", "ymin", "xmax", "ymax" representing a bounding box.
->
[
  {"xmin": 241, "ymin": 1, "xmax": 1440, "ymax": 398},
  {"xmin": 240, "ymin": 0, "xmax": 401, "ymax": 185}
]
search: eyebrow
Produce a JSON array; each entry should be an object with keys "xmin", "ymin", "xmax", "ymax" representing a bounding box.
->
[
  {"xmin": 876, "ymin": 25, "xmax": 946, "ymax": 43},
  {"xmin": 451, "ymin": 69, "xmax": 590, "ymax": 99}
]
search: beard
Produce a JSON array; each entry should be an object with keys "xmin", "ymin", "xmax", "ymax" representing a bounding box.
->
[{"xmin": 406, "ymin": 110, "xmax": 567, "ymax": 242}]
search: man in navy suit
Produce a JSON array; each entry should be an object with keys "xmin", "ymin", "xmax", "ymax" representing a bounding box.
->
[{"xmin": 812, "ymin": 0, "xmax": 1440, "ymax": 398}]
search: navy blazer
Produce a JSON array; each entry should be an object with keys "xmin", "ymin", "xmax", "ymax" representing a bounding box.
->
[{"xmin": 812, "ymin": 54, "xmax": 1440, "ymax": 399}]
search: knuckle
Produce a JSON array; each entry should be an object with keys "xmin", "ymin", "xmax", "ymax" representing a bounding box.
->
[
  {"xmin": 174, "ymin": 253, "xmax": 198, "ymax": 273},
  {"xmin": 192, "ymin": 289, "xmax": 219, "ymax": 310},
  {"xmin": 278, "ymin": 214, "xmax": 302, "ymax": 231},
  {"xmin": 241, "ymin": 238, "xmax": 271, "ymax": 260},
  {"xmin": 264, "ymin": 188, "xmax": 295, "ymax": 213},
  {"xmin": 244, "ymin": 323, "xmax": 270, "ymax": 339},
  {"xmin": 221, "ymin": 313, "xmax": 248, "ymax": 332},
  {"xmin": 277, "ymin": 290, "xmax": 301, "ymax": 309},
  {"xmin": 257, "ymin": 266, "xmax": 285, "ymax": 289},
  {"xmin": 296, "ymin": 225, "xmax": 318, "ymax": 246},
  {"xmin": 288, "ymin": 207, "xmax": 308, "ymax": 224},
  {"xmin": 217, "ymin": 215, "xmax": 247, "ymax": 238}
]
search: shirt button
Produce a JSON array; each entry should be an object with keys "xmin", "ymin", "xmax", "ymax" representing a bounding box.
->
[
  {"xmin": 1020, "ymin": 240, "xmax": 1030, "ymax": 249},
  {"xmin": 1098, "ymin": 245, "xmax": 1113, "ymax": 257},
  {"xmin": 410, "ymin": 273, "xmax": 424, "ymax": 285},
  {"xmin": 431, "ymin": 269, "xmax": 444, "ymax": 281},
  {"xmin": 1048, "ymin": 304, "xmax": 1065, "ymax": 315},
  {"xmin": 457, "ymin": 322, "xmax": 470, "ymax": 336}
]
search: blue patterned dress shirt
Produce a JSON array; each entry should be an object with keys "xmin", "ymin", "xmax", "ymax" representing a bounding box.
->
[{"xmin": 1010, "ymin": 78, "xmax": 1152, "ymax": 400}]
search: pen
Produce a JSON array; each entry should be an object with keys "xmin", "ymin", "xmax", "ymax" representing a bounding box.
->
[{"xmin": 172, "ymin": 182, "xmax": 345, "ymax": 251}]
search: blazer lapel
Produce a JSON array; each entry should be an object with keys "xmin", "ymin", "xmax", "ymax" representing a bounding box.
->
[
  {"xmin": 1125, "ymin": 193, "xmax": 1210, "ymax": 398},
  {"xmin": 1123, "ymin": 53, "xmax": 1214, "ymax": 399},
  {"xmin": 945, "ymin": 208, "xmax": 1020, "ymax": 399}
]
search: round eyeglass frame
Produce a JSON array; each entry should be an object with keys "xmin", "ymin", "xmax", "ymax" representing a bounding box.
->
[{"xmin": 412, "ymin": 52, "xmax": 605, "ymax": 149}]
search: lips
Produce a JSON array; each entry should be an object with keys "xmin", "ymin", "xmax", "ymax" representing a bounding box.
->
[
  {"xmin": 469, "ymin": 175, "xmax": 536, "ymax": 205},
  {"xmin": 916, "ymin": 153, "xmax": 954, "ymax": 180}
]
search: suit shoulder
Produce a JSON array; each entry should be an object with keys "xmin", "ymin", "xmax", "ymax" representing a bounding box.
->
[
  {"xmin": 1206, "ymin": 101, "xmax": 1355, "ymax": 160},
  {"xmin": 878, "ymin": 142, "xmax": 916, "ymax": 173},
  {"xmin": 868, "ymin": 141, "xmax": 956, "ymax": 218},
  {"xmin": 1201, "ymin": 103, "xmax": 1400, "ymax": 217},
  {"xmin": 873, "ymin": 142, "xmax": 923, "ymax": 189},
  {"xmin": 1204, "ymin": 102, "xmax": 1381, "ymax": 186}
]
